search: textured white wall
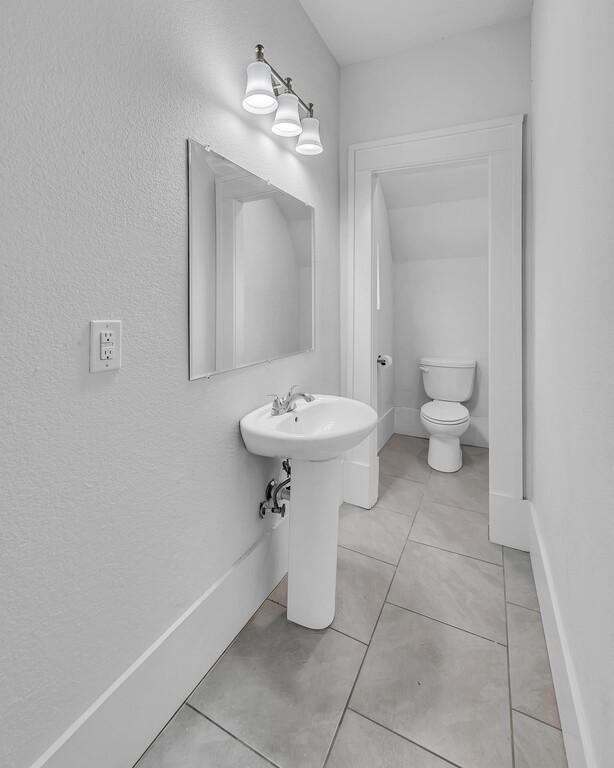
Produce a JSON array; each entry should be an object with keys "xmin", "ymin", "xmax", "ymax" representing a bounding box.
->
[
  {"xmin": 0, "ymin": 2, "xmax": 339, "ymax": 766},
  {"xmin": 389, "ymin": 197, "xmax": 489, "ymax": 420},
  {"xmin": 531, "ymin": 0, "xmax": 614, "ymax": 764},
  {"xmin": 341, "ymin": 17, "xmax": 530, "ymax": 148}
]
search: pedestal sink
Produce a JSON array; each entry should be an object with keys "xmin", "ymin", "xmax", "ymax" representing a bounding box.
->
[{"xmin": 240, "ymin": 395, "xmax": 377, "ymax": 629}]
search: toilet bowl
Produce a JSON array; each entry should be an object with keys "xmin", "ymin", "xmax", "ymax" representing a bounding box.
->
[
  {"xmin": 419, "ymin": 358, "xmax": 476, "ymax": 473},
  {"xmin": 420, "ymin": 400, "xmax": 470, "ymax": 472}
]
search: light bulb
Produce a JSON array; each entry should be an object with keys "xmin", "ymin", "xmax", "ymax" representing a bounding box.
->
[
  {"xmin": 272, "ymin": 93, "xmax": 302, "ymax": 137},
  {"xmin": 242, "ymin": 61, "xmax": 277, "ymax": 114},
  {"xmin": 296, "ymin": 117, "xmax": 323, "ymax": 155}
]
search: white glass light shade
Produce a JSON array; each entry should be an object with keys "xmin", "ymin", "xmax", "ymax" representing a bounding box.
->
[
  {"xmin": 242, "ymin": 61, "xmax": 278, "ymax": 114},
  {"xmin": 272, "ymin": 93, "xmax": 302, "ymax": 137},
  {"xmin": 296, "ymin": 117, "xmax": 323, "ymax": 155}
]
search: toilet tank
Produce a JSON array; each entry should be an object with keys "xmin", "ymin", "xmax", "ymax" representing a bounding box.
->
[{"xmin": 420, "ymin": 357, "xmax": 476, "ymax": 402}]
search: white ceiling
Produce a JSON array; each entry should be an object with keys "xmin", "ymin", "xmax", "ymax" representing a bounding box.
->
[
  {"xmin": 299, "ymin": 0, "xmax": 532, "ymax": 66},
  {"xmin": 379, "ymin": 161, "xmax": 488, "ymax": 209}
]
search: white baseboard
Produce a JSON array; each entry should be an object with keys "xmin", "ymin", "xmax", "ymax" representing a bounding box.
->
[
  {"xmin": 528, "ymin": 503, "xmax": 595, "ymax": 768},
  {"xmin": 463, "ymin": 415, "xmax": 489, "ymax": 448},
  {"xmin": 393, "ymin": 406, "xmax": 489, "ymax": 448},
  {"xmin": 30, "ymin": 519, "xmax": 289, "ymax": 768},
  {"xmin": 394, "ymin": 405, "xmax": 427, "ymax": 440},
  {"xmin": 343, "ymin": 457, "xmax": 379, "ymax": 509},
  {"xmin": 488, "ymin": 492, "xmax": 530, "ymax": 550},
  {"xmin": 377, "ymin": 407, "xmax": 395, "ymax": 452}
]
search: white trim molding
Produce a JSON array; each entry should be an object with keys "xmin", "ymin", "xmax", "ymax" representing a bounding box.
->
[
  {"xmin": 343, "ymin": 116, "xmax": 525, "ymax": 543},
  {"xmin": 29, "ymin": 520, "xmax": 289, "ymax": 768},
  {"xmin": 343, "ymin": 452, "xmax": 379, "ymax": 508},
  {"xmin": 489, "ymin": 493, "xmax": 530, "ymax": 550},
  {"xmin": 377, "ymin": 407, "xmax": 395, "ymax": 452},
  {"xmin": 529, "ymin": 503, "xmax": 596, "ymax": 768}
]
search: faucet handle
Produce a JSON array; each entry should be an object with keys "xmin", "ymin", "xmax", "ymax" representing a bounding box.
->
[{"xmin": 267, "ymin": 393, "xmax": 283, "ymax": 414}]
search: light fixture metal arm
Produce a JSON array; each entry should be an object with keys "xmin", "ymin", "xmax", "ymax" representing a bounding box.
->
[{"xmin": 255, "ymin": 44, "xmax": 314, "ymax": 116}]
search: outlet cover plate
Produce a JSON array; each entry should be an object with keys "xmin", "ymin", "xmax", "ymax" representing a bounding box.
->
[{"xmin": 90, "ymin": 320, "xmax": 121, "ymax": 373}]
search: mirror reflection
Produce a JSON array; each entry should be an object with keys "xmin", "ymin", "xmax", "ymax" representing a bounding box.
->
[{"xmin": 188, "ymin": 140, "xmax": 314, "ymax": 379}]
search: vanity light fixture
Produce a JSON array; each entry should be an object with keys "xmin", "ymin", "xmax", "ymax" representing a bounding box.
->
[
  {"xmin": 296, "ymin": 115, "xmax": 323, "ymax": 155},
  {"xmin": 242, "ymin": 44, "xmax": 323, "ymax": 155},
  {"xmin": 242, "ymin": 60, "xmax": 278, "ymax": 114},
  {"xmin": 272, "ymin": 87, "xmax": 302, "ymax": 137}
]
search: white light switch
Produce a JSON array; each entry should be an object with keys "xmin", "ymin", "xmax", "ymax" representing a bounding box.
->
[{"xmin": 90, "ymin": 320, "xmax": 121, "ymax": 373}]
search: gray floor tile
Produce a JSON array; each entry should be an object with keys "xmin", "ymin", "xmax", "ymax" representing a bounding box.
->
[
  {"xmin": 326, "ymin": 709, "xmax": 450, "ymax": 768},
  {"xmin": 410, "ymin": 499, "xmax": 502, "ymax": 565},
  {"xmin": 388, "ymin": 541, "xmax": 506, "ymax": 643},
  {"xmin": 377, "ymin": 473, "xmax": 424, "ymax": 516},
  {"xmin": 189, "ymin": 600, "xmax": 365, "ymax": 768},
  {"xmin": 424, "ymin": 451, "xmax": 489, "ymax": 514},
  {"xmin": 385, "ymin": 434, "xmax": 429, "ymax": 454},
  {"xmin": 461, "ymin": 444, "xmax": 489, "ymax": 470},
  {"xmin": 268, "ymin": 548, "xmax": 395, "ymax": 644},
  {"xmin": 338, "ymin": 502, "xmax": 412, "ymax": 565},
  {"xmin": 508, "ymin": 603, "xmax": 560, "ymax": 728},
  {"xmin": 350, "ymin": 604, "xmax": 512, "ymax": 768},
  {"xmin": 268, "ymin": 575, "xmax": 288, "ymax": 607},
  {"xmin": 334, "ymin": 548, "xmax": 395, "ymax": 642},
  {"xmin": 135, "ymin": 705, "xmax": 272, "ymax": 768},
  {"xmin": 379, "ymin": 436, "xmax": 431, "ymax": 484},
  {"xmin": 504, "ymin": 547, "xmax": 540, "ymax": 611},
  {"xmin": 513, "ymin": 711, "xmax": 568, "ymax": 768}
]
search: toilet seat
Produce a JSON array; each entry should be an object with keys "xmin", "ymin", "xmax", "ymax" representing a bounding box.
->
[{"xmin": 421, "ymin": 400, "xmax": 469, "ymax": 425}]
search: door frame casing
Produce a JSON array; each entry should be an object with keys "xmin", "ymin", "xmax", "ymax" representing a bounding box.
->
[{"xmin": 342, "ymin": 116, "xmax": 528, "ymax": 549}]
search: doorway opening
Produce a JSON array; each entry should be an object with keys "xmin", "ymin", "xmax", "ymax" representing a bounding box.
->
[{"xmin": 342, "ymin": 117, "xmax": 528, "ymax": 550}]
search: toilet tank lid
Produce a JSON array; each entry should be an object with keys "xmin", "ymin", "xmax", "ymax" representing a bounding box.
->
[{"xmin": 420, "ymin": 357, "xmax": 476, "ymax": 369}]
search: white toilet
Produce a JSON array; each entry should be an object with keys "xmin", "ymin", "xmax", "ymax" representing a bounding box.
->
[{"xmin": 419, "ymin": 357, "xmax": 476, "ymax": 473}]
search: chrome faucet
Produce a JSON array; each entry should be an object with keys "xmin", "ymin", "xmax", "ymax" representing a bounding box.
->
[{"xmin": 269, "ymin": 385, "xmax": 315, "ymax": 416}]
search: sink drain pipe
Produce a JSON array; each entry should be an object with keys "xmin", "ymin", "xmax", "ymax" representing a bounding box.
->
[{"xmin": 259, "ymin": 459, "xmax": 291, "ymax": 518}]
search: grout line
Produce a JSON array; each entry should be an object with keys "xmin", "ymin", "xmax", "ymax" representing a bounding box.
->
[
  {"xmin": 511, "ymin": 707, "xmax": 563, "ymax": 732},
  {"xmin": 506, "ymin": 599, "xmax": 540, "ymax": 614},
  {"xmin": 129, "ymin": 593, "xmax": 271, "ymax": 767},
  {"xmin": 406, "ymin": 536, "xmax": 503, "ymax": 568},
  {"xmin": 130, "ymin": 698, "xmax": 191, "ymax": 767},
  {"xmin": 419, "ymin": 493, "xmax": 491, "ymax": 518},
  {"xmin": 346, "ymin": 709, "xmax": 464, "ymax": 768},
  {"xmin": 384, "ymin": 601, "xmax": 507, "ymax": 647},
  {"xmin": 502, "ymin": 546, "xmax": 517, "ymax": 768},
  {"xmin": 373, "ymin": 504, "xmax": 422, "ymax": 519},
  {"xmin": 328, "ymin": 625, "xmax": 369, "ymax": 646},
  {"xmin": 369, "ymin": 499, "xmax": 423, "ymax": 518},
  {"xmin": 266, "ymin": 595, "xmax": 369, "ymax": 647},
  {"xmin": 337, "ymin": 542, "xmax": 399, "ymax": 567},
  {"xmin": 131, "ymin": 582, "xmax": 298, "ymax": 767},
  {"xmin": 379, "ymin": 469, "xmax": 430, "ymax": 486},
  {"xmin": 267, "ymin": 595, "xmax": 286, "ymax": 608},
  {"xmin": 322, "ymin": 491, "xmax": 420, "ymax": 767},
  {"xmin": 186, "ymin": 705, "xmax": 281, "ymax": 767},
  {"xmin": 380, "ymin": 471, "xmax": 430, "ymax": 485}
]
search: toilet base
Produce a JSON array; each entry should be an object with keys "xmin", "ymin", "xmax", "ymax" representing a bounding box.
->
[{"xmin": 427, "ymin": 435, "xmax": 463, "ymax": 473}]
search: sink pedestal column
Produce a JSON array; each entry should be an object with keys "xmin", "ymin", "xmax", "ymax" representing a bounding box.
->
[{"xmin": 286, "ymin": 457, "xmax": 341, "ymax": 629}]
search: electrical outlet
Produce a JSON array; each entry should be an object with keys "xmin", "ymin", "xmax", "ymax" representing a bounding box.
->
[
  {"xmin": 90, "ymin": 320, "xmax": 121, "ymax": 373},
  {"xmin": 100, "ymin": 342, "xmax": 114, "ymax": 360}
]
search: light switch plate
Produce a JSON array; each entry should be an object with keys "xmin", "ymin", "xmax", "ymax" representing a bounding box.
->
[{"xmin": 90, "ymin": 320, "xmax": 121, "ymax": 373}]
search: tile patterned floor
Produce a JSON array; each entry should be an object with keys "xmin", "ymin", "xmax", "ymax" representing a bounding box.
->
[{"xmin": 135, "ymin": 435, "xmax": 568, "ymax": 768}]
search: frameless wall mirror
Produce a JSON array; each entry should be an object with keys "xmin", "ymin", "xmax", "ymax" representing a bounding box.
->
[{"xmin": 188, "ymin": 139, "xmax": 315, "ymax": 379}]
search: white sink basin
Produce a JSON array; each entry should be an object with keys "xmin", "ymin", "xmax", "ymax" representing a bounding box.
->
[
  {"xmin": 240, "ymin": 393, "xmax": 377, "ymax": 630},
  {"xmin": 240, "ymin": 394, "xmax": 377, "ymax": 461}
]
